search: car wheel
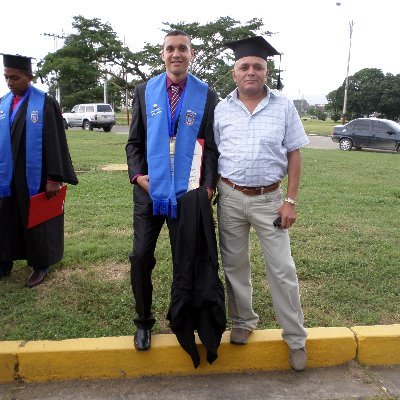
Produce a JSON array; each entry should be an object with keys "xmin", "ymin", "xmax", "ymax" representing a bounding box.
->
[
  {"xmin": 339, "ymin": 138, "xmax": 353, "ymax": 151},
  {"xmin": 63, "ymin": 119, "xmax": 68, "ymax": 130},
  {"xmin": 103, "ymin": 126, "xmax": 112, "ymax": 132},
  {"xmin": 83, "ymin": 121, "xmax": 93, "ymax": 131}
]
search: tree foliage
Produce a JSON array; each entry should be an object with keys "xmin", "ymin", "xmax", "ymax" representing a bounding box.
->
[
  {"xmin": 378, "ymin": 73, "xmax": 400, "ymax": 120},
  {"xmin": 325, "ymin": 87, "xmax": 343, "ymax": 121},
  {"xmin": 325, "ymin": 68, "xmax": 400, "ymax": 121},
  {"xmin": 38, "ymin": 16, "xmax": 281, "ymax": 110},
  {"xmin": 308, "ymin": 106, "xmax": 327, "ymax": 121},
  {"xmin": 38, "ymin": 16, "xmax": 133, "ymax": 110},
  {"xmin": 347, "ymin": 68, "xmax": 385, "ymax": 117}
]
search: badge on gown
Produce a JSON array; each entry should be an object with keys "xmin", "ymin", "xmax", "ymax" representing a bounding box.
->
[{"xmin": 169, "ymin": 137, "xmax": 176, "ymax": 156}]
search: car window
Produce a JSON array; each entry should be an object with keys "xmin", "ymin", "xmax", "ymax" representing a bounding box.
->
[
  {"xmin": 385, "ymin": 120, "xmax": 400, "ymax": 132},
  {"xmin": 97, "ymin": 105, "xmax": 113, "ymax": 112},
  {"xmin": 86, "ymin": 106, "xmax": 94, "ymax": 112},
  {"xmin": 78, "ymin": 106, "xmax": 86, "ymax": 113},
  {"xmin": 372, "ymin": 120, "xmax": 391, "ymax": 134},
  {"xmin": 353, "ymin": 120, "xmax": 371, "ymax": 134},
  {"xmin": 71, "ymin": 106, "xmax": 78, "ymax": 113}
]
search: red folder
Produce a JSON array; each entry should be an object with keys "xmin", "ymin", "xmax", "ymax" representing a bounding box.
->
[{"xmin": 27, "ymin": 185, "xmax": 67, "ymax": 229}]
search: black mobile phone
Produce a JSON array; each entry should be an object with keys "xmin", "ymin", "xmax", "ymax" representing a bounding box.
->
[{"xmin": 273, "ymin": 217, "xmax": 282, "ymax": 227}]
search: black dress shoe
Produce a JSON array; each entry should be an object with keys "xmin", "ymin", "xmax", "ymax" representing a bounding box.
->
[
  {"xmin": 134, "ymin": 328, "xmax": 151, "ymax": 351},
  {"xmin": 26, "ymin": 270, "xmax": 47, "ymax": 288}
]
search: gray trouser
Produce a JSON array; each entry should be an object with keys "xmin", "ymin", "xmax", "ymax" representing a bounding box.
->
[{"xmin": 217, "ymin": 180, "xmax": 307, "ymax": 349}]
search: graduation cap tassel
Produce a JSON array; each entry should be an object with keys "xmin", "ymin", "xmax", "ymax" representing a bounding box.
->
[{"xmin": 277, "ymin": 54, "xmax": 282, "ymax": 91}]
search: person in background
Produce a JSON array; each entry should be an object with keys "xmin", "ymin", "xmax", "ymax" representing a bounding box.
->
[
  {"xmin": 214, "ymin": 36, "xmax": 309, "ymax": 371},
  {"xmin": 0, "ymin": 54, "xmax": 78, "ymax": 287},
  {"xmin": 125, "ymin": 30, "xmax": 219, "ymax": 351}
]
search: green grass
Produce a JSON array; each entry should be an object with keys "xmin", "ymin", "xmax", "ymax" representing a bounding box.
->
[
  {"xmin": 1, "ymin": 131, "xmax": 399, "ymax": 341},
  {"xmin": 115, "ymin": 112, "xmax": 131, "ymax": 126},
  {"xmin": 302, "ymin": 118, "xmax": 337, "ymax": 136}
]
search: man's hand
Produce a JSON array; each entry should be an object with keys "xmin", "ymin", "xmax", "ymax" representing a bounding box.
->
[
  {"xmin": 277, "ymin": 201, "xmax": 297, "ymax": 229},
  {"xmin": 137, "ymin": 175, "xmax": 150, "ymax": 193},
  {"xmin": 45, "ymin": 182, "xmax": 61, "ymax": 199},
  {"xmin": 206, "ymin": 188, "xmax": 213, "ymax": 201}
]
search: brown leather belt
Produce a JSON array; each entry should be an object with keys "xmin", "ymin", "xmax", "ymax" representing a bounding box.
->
[{"xmin": 221, "ymin": 177, "xmax": 280, "ymax": 196}]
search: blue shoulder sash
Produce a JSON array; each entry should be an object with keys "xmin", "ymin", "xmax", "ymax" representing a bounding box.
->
[
  {"xmin": 0, "ymin": 86, "xmax": 45, "ymax": 197},
  {"xmin": 145, "ymin": 73, "xmax": 208, "ymax": 218}
]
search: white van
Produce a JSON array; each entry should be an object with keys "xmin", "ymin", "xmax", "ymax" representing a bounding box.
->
[{"xmin": 62, "ymin": 103, "xmax": 116, "ymax": 132}]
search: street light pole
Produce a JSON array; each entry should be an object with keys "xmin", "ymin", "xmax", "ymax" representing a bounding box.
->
[
  {"xmin": 102, "ymin": 57, "xmax": 108, "ymax": 104},
  {"xmin": 342, "ymin": 19, "xmax": 354, "ymax": 125},
  {"xmin": 42, "ymin": 32, "xmax": 66, "ymax": 105}
]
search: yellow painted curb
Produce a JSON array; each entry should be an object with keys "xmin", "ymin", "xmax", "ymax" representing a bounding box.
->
[
  {"xmin": 306, "ymin": 327, "xmax": 356, "ymax": 367},
  {"xmin": 17, "ymin": 335, "xmax": 193, "ymax": 382},
  {"xmin": 352, "ymin": 324, "xmax": 400, "ymax": 366},
  {"xmin": 0, "ymin": 341, "xmax": 21, "ymax": 383},
  {"xmin": 2, "ymin": 327, "xmax": 357, "ymax": 382}
]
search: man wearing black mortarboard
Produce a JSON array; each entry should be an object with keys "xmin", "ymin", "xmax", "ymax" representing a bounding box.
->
[
  {"xmin": 0, "ymin": 54, "xmax": 78, "ymax": 287},
  {"xmin": 213, "ymin": 36, "xmax": 309, "ymax": 372}
]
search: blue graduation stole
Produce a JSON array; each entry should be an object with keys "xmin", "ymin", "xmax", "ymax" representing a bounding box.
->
[
  {"xmin": 145, "ymin": 73, "xmax": 208, "ymax": 218},
  {"xmin": 0, "ymin": 86, "xmax": 45, "ymax": 197}
]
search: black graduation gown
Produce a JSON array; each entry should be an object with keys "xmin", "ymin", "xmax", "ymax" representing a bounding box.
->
[
  {"xmin": 167, "ymin": 188, "xmax": 226, "ymax": 368},
  {"xmin": 0, "ymin": 92, "xmax": 78, "ymax": 267}
]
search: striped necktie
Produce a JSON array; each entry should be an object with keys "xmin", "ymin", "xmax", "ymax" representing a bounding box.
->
[{"xmin": 170, "ymin": 84, "xmax": 180, "ymax": 120}]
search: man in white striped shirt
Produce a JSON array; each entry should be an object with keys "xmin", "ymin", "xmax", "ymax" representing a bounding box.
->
[{"xmin": 214, "ymin": 36, "xmax": 309, "ymax": 372}]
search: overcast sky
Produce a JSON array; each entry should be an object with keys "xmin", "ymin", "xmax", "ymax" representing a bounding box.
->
[{"xmin": 1, "ymin": 0, "xmax": 399, "ymax": 104}]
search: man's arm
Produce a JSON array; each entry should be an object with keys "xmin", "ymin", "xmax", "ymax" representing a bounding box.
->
[
  {"xmin": 43, "ymin": 95, "xmax": 78, "ymax": 186},
  {"xmin": 126, "ymin": 85, "xmax": 147, "ymax": 186},
  {"xmin": 278, "ymin": 148, "xmax": 302, "ymax": 229},
  {"xmin": 200, "ymin": 89, "xmax": 219, "ymax": 199}
]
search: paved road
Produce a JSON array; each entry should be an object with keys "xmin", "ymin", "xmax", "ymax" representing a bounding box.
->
[
  {"xmin": 1, "ymin": 363, "xmax": 399, "ymax": 399},
  {"xmin": 305, "ymin": 134, "xmax": 337, "ymax": 150}
]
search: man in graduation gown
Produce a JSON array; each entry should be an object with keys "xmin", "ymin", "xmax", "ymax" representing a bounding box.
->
[
  {"xmin": 0, "ymin": 54, "xmax": 78, "ymax": 287},
  {"xmin": 126, "ymin": 30, "xmax": 220, "ymax": 352}
]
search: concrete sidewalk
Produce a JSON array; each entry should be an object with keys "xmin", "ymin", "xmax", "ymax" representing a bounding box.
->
[
  {"xmin": 1, "ymin": 325, "xmax": 399, "ymax": 385},
  {"xmin": 1, "ymin": 363, "xmax": 400, "ymax": 399}
]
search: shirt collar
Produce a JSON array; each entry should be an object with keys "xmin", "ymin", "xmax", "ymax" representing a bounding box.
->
[
  {"xmin": 227, "ymin": 85, "xmax": 275, "ymax": 101},
  {"xmin": 166, "ymin": 76, "xmax": 187, "ymax": 91}
]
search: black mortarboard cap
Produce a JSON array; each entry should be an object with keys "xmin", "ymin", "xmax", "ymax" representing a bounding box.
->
[
  {"xmin": 224, "ymin": 36, "xmax": 280, "ymax": 62},
  {"xmin": 2, "ymin": 54, "xmax": 33, "ymax": 72},
  {"xmin": 224, "ymin": 36, "xmax": 283, "ymax": 90}
]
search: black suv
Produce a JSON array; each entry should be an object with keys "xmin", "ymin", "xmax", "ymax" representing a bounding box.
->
[{"xmin": 331, "ymin": 118, "xmax": 400, "ymax": 152}]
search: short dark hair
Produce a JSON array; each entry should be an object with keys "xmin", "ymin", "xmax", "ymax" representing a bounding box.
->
[{"xmin": 163, "ymin": 30, "xmax": 192, "ymax": 47}]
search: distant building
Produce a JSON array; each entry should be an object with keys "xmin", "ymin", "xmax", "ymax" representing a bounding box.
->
[{"xmin": 293, "ymin": 99, "xmax": 310, "ymax": 116}]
